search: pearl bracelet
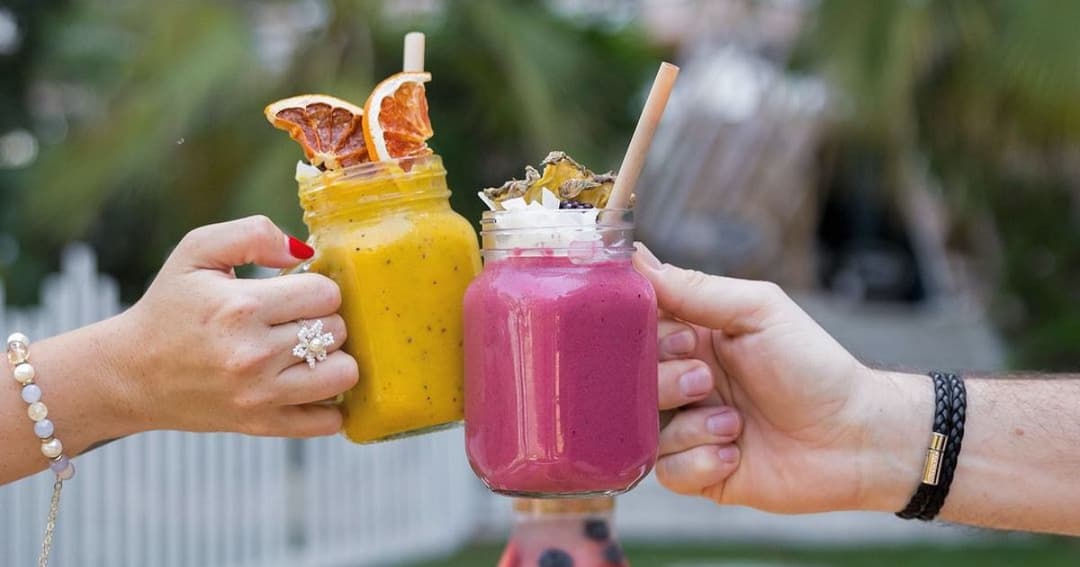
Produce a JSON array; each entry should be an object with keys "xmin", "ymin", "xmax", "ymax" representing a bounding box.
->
[{"xmin": 7, "ymin": 333, "xmax": 75, "ymax": 480}]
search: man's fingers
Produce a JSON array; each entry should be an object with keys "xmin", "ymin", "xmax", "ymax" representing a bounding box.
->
[
  {"xmin": 659, "ymin": 359, "xmax": 715, "ymax": 410},
  {"xmin": 659, "ymin": 406, "xmax": 742, "ymax": 456},
  {"xmin": 655, "ymin": 444, "xmax": 741, "ymax": 496}
]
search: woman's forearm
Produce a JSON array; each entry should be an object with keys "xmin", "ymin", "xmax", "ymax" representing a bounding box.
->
[
  {"xmin": 863, "ymin": 371, "xmax": 1080, "ymax": 535},
  {"xmin": 1, "ymin": 316, "xmax": 143, "ymax": 484},
  {"xmin": 3, "ymin": 217, "xmax": 359, "ymax": 486}
]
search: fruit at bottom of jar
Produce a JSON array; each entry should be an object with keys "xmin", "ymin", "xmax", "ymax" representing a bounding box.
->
[
  {"xmin": 498, "ymin": 517, "xmax": 630, "ymax": 566},
  {"xmin": 539, "ymin": 548, "xmax": 575, "ymax": 567},
  {"xmin": 583, "ymin": 518, "xmax": 610, "ymax": 542},
  {"xmin": 603, "ymin": 543, "xmax": 625, "ymax": 564}
]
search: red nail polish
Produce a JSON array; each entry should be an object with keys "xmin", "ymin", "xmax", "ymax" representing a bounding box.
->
[{"xmin": 288, "ymin": 235, "xmax": 315, "ymax": 260}]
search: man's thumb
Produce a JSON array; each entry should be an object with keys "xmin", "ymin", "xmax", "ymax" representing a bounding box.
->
[{"xmin": 633, "ymin": 243, "xmax": 781, "ymax": 335}]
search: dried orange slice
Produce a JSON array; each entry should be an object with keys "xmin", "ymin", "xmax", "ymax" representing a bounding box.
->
[
  {"xmin": 363, "ymin": 72, "xmax": 433, "ymax": 162},
  {"xmin": 264, "ymin": 94, "xmax": 370, "ymax": 169}
]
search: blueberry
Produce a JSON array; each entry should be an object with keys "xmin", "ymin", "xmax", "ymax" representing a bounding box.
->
[
  {"xmin": 558, "ymin": 200, "xmax": 595, "ymax": 210},
  {"xmin": 538, "ymin": 548, "xmax": 574, "ymax": 567},
  {"xmin": 602, "ymin": 543, "xmax": 625, "ymax": 564},
  {"xmin": 583, "ymin": 518, "xmax": 610, "ymax": 541}
]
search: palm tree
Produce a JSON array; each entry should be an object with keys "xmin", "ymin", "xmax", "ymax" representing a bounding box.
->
[
  {"xmin": 3, "ymin": 0, "xmax": 663, "ymax": 301},
  {"xmin": 801, "ymin": 0, "xmax": 1080, "ymax": 368}
]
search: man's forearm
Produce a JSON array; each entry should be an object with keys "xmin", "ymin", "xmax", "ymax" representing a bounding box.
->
[
  {"xmin": 862, "ymin": 371, "xmax": 1080, "ymax": 535},
  {"xmin": 940, "ymin": 375, "xmax": 1080, "ymax": 534}
]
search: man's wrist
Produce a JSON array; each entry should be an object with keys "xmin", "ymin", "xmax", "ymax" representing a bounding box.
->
[{"xmin": 854, "ymin": 369, "xmax": 936, "ymax": 513}]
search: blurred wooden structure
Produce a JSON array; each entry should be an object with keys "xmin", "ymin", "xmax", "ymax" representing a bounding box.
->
[{"xmin": 636, "ymin": 43, "xmax": 828, "ymax": 289}]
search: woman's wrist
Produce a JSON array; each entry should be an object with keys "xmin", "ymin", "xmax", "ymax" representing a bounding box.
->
[
  {"xmin": 853, "ymin": 369, "xmax": 936, "ymax": 513},
  {"xmin": 35, "ymin": 312, "xmax": 152, "ymax": 451},
  {"xmin": 90, "ymin": 312, "xmax": 156, "ymax": 438}
]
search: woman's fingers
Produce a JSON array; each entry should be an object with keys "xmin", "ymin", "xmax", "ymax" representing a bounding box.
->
[
  {"xmin": 658, "ymin": 319, "xmax": 697, "ymax": 361},
  {"xmin": 654, "ymin": 443, "xmax": 741, "ymax": 496},
  {"xmin": 248, "ymin": 404, "xmax": 345, "ymax": 438},
  {"xmin": 659, "ymin": 406, "xmax": 742, "ymax": 457},
  {"xmin": 250, "ymin": 273, "xmax": 343, "ymax": 325},
  {"xmin": 269, "ymin": 314, "xmax": 347, "ymax": 371},
  {"xmin": 659, "ymin": 358, "xmax": 715, "ymax": 410},
  {"xmin": 274, "ymin": 350, "xmax": 359, "ymax": 406}
]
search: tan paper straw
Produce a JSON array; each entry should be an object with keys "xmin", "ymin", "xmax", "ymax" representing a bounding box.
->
[
  {"xmin": 403, "ymin": 32, "xmax": 425, "ymax": 72},
  {"xmin": 607, "ymin": 62, "xmax": 680, "ymax": 209}
]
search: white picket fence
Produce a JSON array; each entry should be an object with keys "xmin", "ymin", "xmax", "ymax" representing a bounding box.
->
[{"xmin": 0, "ymin": 245, "xmax": 479, "ymax": 567}]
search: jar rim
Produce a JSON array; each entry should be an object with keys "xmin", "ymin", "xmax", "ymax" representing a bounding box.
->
[{"xmin": 299, "ymin": 154, "xmax": 444, "ymax": 193}]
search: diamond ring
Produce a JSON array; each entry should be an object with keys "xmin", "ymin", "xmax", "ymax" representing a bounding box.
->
[{"xmin": 292, "ymin": 320, "xmax": 334, "ymax": 369}]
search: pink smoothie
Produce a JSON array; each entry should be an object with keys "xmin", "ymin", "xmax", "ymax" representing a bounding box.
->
[{"xmin": 464, "ymin": 254, "xmax": 658, "ymax": 496}]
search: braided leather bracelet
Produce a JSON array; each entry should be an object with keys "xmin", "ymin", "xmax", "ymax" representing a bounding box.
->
[
  {"xmin": 896, "ymin": 371, "xmax": 967, "ymax": 521},
  {"xmin": 920, "ymin": 372, "xmax": 967, "ymax": 519},
  {"xmin": 896, "ymin": 372, "xmax": 951, "ymax": 519}
]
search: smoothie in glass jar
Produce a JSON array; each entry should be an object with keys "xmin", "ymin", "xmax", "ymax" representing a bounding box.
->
[
  {"xmin": 265, "ymin": 73, "xmax": 481, "ymax": 443},
  {"xmin": 464, "ymin": 153, "xmax": 658, "ymax": 497},
  {"xmin": 300, "ymin": 156, "xmax": 480, "ymax": 442}
]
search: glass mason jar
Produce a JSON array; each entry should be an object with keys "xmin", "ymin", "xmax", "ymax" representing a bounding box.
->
[
  {"xmin": 498, "ymin": 497, "xmax": 629, "ymax": 567},
  {"xmin": 298, "ymin": 155, "xmax": 481, "ymax": 443},
  {"xmin": 464, "ymin": 209, "xmax": 659, "ymax": 497}
]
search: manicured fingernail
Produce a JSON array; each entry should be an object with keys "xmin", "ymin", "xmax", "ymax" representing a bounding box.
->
[
  {"xmin": 717, "ymin": 445, "xmax": 740, "ymax": 463},
  {"xmin": 634, "ymin": 242, "xmax": 662, "ymax": 270},
  {"xmin": 678, "ymin": 366, "xmax": 712, "ymax": 397},
  {"xmin": 706, "ymin": 410, "xmax": 739, "ymax": 436},
  {"xmin": 288, "ymin": 235, "xmax": 315, "ymax": 260},
  {"xmin": 660, "ymin": 330, "xmax": 695, "ymax": 357}
]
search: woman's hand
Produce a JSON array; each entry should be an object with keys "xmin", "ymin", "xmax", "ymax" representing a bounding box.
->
[{"xmin": 115, "ymin": 215, "xmax": 358, "ymax": 437}]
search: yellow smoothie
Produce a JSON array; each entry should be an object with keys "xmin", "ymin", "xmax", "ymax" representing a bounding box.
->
[{"xmin": 299, "ymin": 155, "xmax": 481, "ymax": 443}]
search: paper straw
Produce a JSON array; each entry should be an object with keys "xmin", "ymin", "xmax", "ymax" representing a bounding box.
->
[
  {"xmin": 403, "ymin": 32, "xmax": 425, "ymax": 72},
  {"xmin": 607, "ymin": 62, "xmax": 680, "ymax": 209}
]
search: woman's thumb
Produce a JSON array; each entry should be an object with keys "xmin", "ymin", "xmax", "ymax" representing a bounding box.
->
[{"xmin": 170, "ymin": 215, "xmax": 314, "ymax": 273}]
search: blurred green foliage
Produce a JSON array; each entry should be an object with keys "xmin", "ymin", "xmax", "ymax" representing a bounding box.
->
[
  {"xmin": 2, "ymin": 0, "xmax": 1077, "ymax": 370},
  {"xmin": 799, "ymin": 0, "xmax": 1080, "ymax": 369},
  {"xmin": 0, "ymin": 0, "xmax": 662, "ymax": 302}
]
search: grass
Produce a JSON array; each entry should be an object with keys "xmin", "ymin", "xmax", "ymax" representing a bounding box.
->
[{"xmin": 407, "ymin": 538, "xmax": 1080, "ymax": 566}]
